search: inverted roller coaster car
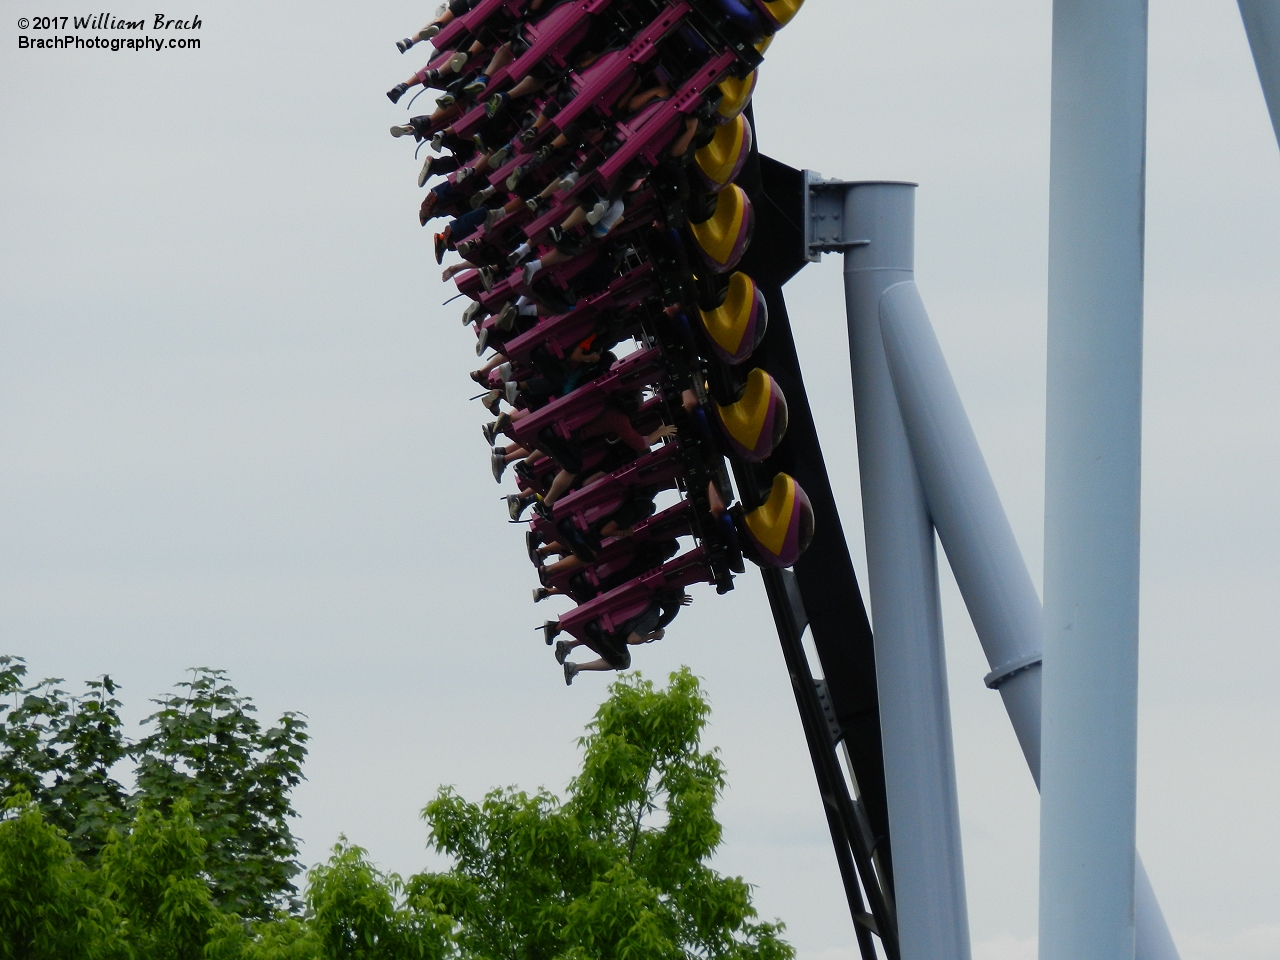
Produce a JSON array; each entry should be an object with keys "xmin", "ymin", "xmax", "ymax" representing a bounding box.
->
[
  {"xmin": 739, "ymin": 472, "xmax": 814, "ymax": 568},
  {"xmin": 695, "ymin": 113, "xmax": 753, "ymax": 190},
  {"xmin": 712, "ymin": 367, "xmax": 788, "ymax": 462},
  {"xmin": 697, "ymin": 270, "xmax": 767, "ymax": 364},
  {"xmin": 689, "ymin": 183, "xmax": 754, "ymax": 273}
]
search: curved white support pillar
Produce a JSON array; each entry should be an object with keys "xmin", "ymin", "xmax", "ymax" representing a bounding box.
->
[
  {"xmin": 878, "ymin": 282, "xmax": 1179, "ymax": 960},
  {"xmin": 878, "ymin": 281, "xmax": 1044, "ymax": 780},
  {"xmin": 843, "ymin": 182, "xmax": 971, "ymax": 960}
]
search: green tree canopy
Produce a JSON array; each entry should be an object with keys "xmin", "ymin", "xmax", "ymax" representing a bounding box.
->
[
  {"xmin": 0, "ymin": 657, "xmax": 308, "ymax": 919},
  {"xmin": 0, "ymin": 666, "xmax": 793, "ymax": 960}
]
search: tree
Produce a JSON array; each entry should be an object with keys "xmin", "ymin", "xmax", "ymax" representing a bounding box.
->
[
  {"xmin": 0, "ymin": 658, "xmax": 308, "ymax": 919},
  {"xmin": 0, "ymin": 657, "xmax": 130, "ymax": 860},
  {"xmin": 131, "ymin": 669, "xmax": 308, "ymax": 919},
  {"xmin": 0, "ymin": 665, "xmax": 793, "ymax": 960},
  {"xmin": 408, "ymin": 667, "xmax": 793, "ymax": 960}
]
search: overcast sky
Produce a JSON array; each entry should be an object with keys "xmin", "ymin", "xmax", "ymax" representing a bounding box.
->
[{"xmin": 2, "ymin": 1, "xmax": 1278, "ymax": 958}]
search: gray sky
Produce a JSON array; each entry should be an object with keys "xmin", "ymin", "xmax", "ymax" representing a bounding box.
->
[{"xmin": 2, "ymin": 1, "xmax": 1278, "ymax": 958}]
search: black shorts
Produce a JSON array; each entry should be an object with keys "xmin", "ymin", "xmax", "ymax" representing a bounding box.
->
[{"xmin": 624, "ymin": 602, "xmax": 662, "ymax": 639}]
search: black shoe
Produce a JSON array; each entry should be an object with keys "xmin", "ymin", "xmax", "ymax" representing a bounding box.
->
[
  {"xmin": 396, "ymin": 37, "xmax": 415, "ymax": 53},
  {"xmin": 542, "ymin": 620, "xmax": 561, "ymax": 645},
  {"xmin": 526, "ymin": 530, "xmax": 540, "ymax": 565},
  {"xmin": 482, "ymin": 421, "xmax": 498, "ymax": 445},
  {"xmin": 462, "ymin": 76, "xmax": 488, "ymax": 98},
  {"xmin": 387, "ymin": 82, "xmax": 410, "ymax": 104}
]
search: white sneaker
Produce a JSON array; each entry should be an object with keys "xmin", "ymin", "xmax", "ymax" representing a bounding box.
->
[
  {"xmin": 416, "ymin": 155, "xmax": 435, "ymax": 188},
  {"xmin": 390, "ymin": 125, "xmax": 415, "ymax": 138},
  {"xmin": 461, "ymin": 300, "xmax": 485, "ymax": 325},
  {"xmin": 447, "ymin": 51, "xmax": 469, "ymax": 72},
  {"xmin": 585, "ymin": 199, "xmax": 610, "ymax": 225}
]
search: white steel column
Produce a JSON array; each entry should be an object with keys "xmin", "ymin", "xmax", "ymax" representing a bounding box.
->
[
  {"xmin": 878, "ymin": 285, "xmax": 1180, "ymax": 960},
  {"xmin": 1042, "ymin": 0, "xmax": 1148, "ymax": 958},
  {"xmin": 878, "ymin": 281, "xmax": 1044, "ymax": 778},
  {"xmin": 843, "ymin": 182, "xmax": 971, "ymax": 960},
  {"xmin": 1238, "ymin": 0, "xmax": 1280, "ymax": 150}
]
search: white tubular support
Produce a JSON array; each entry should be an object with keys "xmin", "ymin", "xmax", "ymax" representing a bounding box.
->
[
  {"xmin": 878, "ymin": 283, "xmax": 1180, "ymax": 960},
  {"xmin": 1042, "ymin": 0, "xmax": 1148, "ymax": 956},
  {"xmin": 878, "ymin": 281, "xmax": 1044, "ymax": 780},
  {"xmin": 1238, "ymin": 0, "xmax": 1280, "ymax": 150},
  {"xmin": 842, "ymin": 181, "xmax": 972, "ymax": 960}
]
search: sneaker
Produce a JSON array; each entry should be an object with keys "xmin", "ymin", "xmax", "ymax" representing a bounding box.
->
[
  {"xmin": 526, "ymin": 531, "xmax": 541, "ymax": 564},
  {"xmin": 524, "ymin": 197, "xmax": 545, "ymax": 214},
  {"xmin": 470, "ymin": 184, "xmax": 496, "ymax": 209},
  {"xmin": 447, "ymin": 51, "xmax": 469, "ymax": 72},
  {"xmin": 491, "ymin": 449, "xmax": 507, "ymax": 482},
  {"xmin": 504, "ymin": 381, "xmax": 519, "ymax": 405},
  {"xmin": 542, "ymin": 620, "xmax": 560, "ymax": 645},
  {"xmin": 433, "ymin": 232, "xmax": 448, "ymax": 264},
  {"xmin": 386, "ymin": 82, "xmax": 410, "ymax": 104},
  {"xmin": 534, "ymin": 587, "xmax": 551, "ymax": 603},
  {"xmin": 417, "ymin": 155, "xmax": 436, "ymax": 188},
  {"xmin": 484, "ymin": 206, "xmax": 504, "ymax": 229},
  {"xmin": 472, "ymin": 133, "xmax": 488, "ymax": 153},
  {"xmin": 494, "ymin": 301, "xmax": 517, "ymax": 331},
  {"xmin": 478, "ymin": 267, "xmax": 495, "ymax": 292},
  {"xmin": 507, "ymin": 242, "xmax": 532, "ymax": 267},
  {"xmin": 482, "ymin": 421, "xmax": 498, "ymax": 445},
  {"xmin": 485, "ymin": 92, "xmax": 509, "ymax": 118},
  {"xmin": 456, "ymin": 237, "xmax": 480, "ymax": 259},
  {"xmin": 521, "ymin": 260, "xmax": 541, "ymax": 285},
  {"xmin": 436, "ymin": 93, "xmax": 456, "ymax": 109},
  {"xmin": 563, "ymin": 661, "xmax": 578, "ymax": 685},
  {"xmin": 455, "ymin": 165, "xmax": 474, "ymax": 184},
  {"xmin": 509, "ymin": 494, "xmax": 529, "ymax": 521},
  {"xmin": 488, "ymin": 143, "xmax": 512, "ymax": 166},
  {"xmin": 390, "ymin": 124, "xmax": 415, "ymax": 138},
  {"xmin": 554, "ymin": 639, "xmax": 571, "ymax": 663},
  {"xmin": 396, "ymin": 37, "xmax": 416, "ymax": 53},
  {"xmin": 474, "ymin": 326, "xmax": 490, "ymax": 356},
  {"xmin": 421, "ymin": 23, "xmax": 441, "ymax": 40},
  {"xmin": 462, "ymin": 75, "xmax": 488, "ymax": 98},
  {"xmin": 482, "ymin": 391, "xmax": 502, "ymax": 416},
  {"xmin": 496, "ymin": 361, "xmax": 514, "ymax": 381},
  {"xmin": 558, "ymin": 170, "xmax": 579, "ymax": 191},
  {"xmin": 505, "ymin": 166, "xmax": 526, "ymax": 190},
  {"xmin": 585, "ymin": 198, "xmax": 609, "ymax": 225},
  {"xmin": 461, "ymin": 300, "xmax": 485, "ymax": 325},
  {"xmin": 518, "ymin": 126, "xmax": 540, "ymax": 145},
  {"xmin": 430, "ymin": 131, "xmax": 445, "ymax": 151}
]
